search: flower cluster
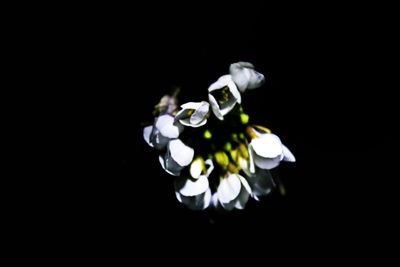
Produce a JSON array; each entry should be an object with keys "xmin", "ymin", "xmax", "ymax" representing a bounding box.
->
[{"xmin": 143, "ymin": 62, "xmax": 295, "ymax": 211}]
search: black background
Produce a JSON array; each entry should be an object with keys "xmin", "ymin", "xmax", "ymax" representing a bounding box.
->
[{"xmin": 47, "ymin": 3, "xmax": 398, "ymax": 255}]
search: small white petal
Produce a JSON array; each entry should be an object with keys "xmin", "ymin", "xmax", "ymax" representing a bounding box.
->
[
  {"xmin": 246, "ymin": 70, "xmax": 265, "ymax": 89},
  {"xmin": 190, "ymin": 102, "xmax": 209, "ymax": 125},
  {"xmin": 156, "ymin": 115, "xmax": 183, "ymax": 138},
  {"xmin": 238, "ymin": 175, "xmax": 252, "ymax": 194},
  {"xmin": 234, "ymin": 187, "xmax": 250, "ymax": 210},
  {"xmin": 253, "ymin": 154, "xmax": 281, "ymax": 170},
  {"xmin": 282, "ymin": 144, "xmax": 296, "ymax": 162},
  {"xmin": 208, "ymin": 94, "xmax": 224, "ymax": 120},
  {"xmin": 175, "ymin": 176, "xmax": 209, "ymax": 197},
  {"xmin": 159, "ymin": 155, "xmax": 180, "ymax": 176},
  {"xmin": 143, "ymin": 126, "xmax": 153, "ymax": 147},
  {"xmin": 251, "ymin": 134, "xmax": 283, "ymax": 158},
  {"xmin": 179, "ymin": 118, "xmax": 207, "ymax": 128},
  {"xmin": 168, "ymin": 139, "xmax": 194, "ymax": 167},
  {"xmin": 178, "ymin": 188, "xmax": 212, "ymax": 210},
  {"xmin": 204, "ymin": 159, "xmax": 214, "ymax": 176},
  {"xmin": 180, "ymin": 102, "xmax": 203, "ymax": 110},
  {"xmin": 207, "ymin": 75, "xmax": 233, "ymax": 92},
  {"xmin": 175, "ymin": 191, "xmax": 183, "ymax": 203},
  {"xmin": 174, "ymin": 108, "xmax": 191, "ymax": 122},
  {"xmin": 248, "ymin": 145, "xmax": 255, "ymax": 173},
  {"xmin": 217, "ymin": 174, "xmax": 241, "ymax": 203}
]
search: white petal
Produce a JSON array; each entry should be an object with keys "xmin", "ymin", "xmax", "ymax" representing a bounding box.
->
[
  {"xmin": 219, "ymin": 95, "xmax": 238, "ymax": 116},
  {"xmin": 207, "ymin": 74, "xmax": 233, "ymax": 92},
  {"xmin": 282, "ymin": 144, "xmax": 296, "ymax": 162},
  {"xmin": 238, "ymin": 175, "xmax": 252, "ymax": 194},
  {"xmin": 174, "ymin": 108, "xmax": 191, "ymax": 122},
  {"xmin": 151, "ymin": 130, "xmax": 169, "ymax": 150},
  {"xmin": 175, "ymin": 176, "xmax": 209, "ymax": 196},
  {"xmin": 253, "ymin": 154, "xmax": 281, "ymax": 170},
  {"xmin": 204, "ymin": 159, "xmax": 214, "ymax": 177},
  {"xmin": 156, "ymin": 115, "xmax": 183, "ymax": 138},
  {"xmin": 230, "ymin": 63, "xmax": 250, "ymax": 92},
  {"xmin": 234, "ymin": 187, "xmax": 250, "ymax": 210},
  {"xmin": 217, "ymin": 174, "xmax": 241, "ymax": 203},
  {"xmin": 208, "ymin": 94, "xmax": 224, "ymax": 120},
  {"xmin": 246, "ymin": 70, "xmax": 265, "ymax": 89},
  {"xmin": 159, "ymin": 155, "xmax": 180, "ymax": 176},
  {"xmin": 175, "ymin": 191, "xmax": 183, "ymax": 203},
  {"xmin": 168, "ymin": 139, "xmax": 194, "ymax": 167},
  {"xmin": 179, "ymin": 118, "xmax": 207, "ymax": 128},
  {"xmin": 227, "ymin": 79, "xmax": 241, "ymax": 104},
  {"xmin": 190, "ymin": 102, "xmax": 209, "ymax": 125},
  {"xmin": 178, "ymin": 188, "xmax": 212, "ymax": 210},
  {"xmin": 251, "ymin": 134, "xmax": 283, "ymax": 158},
  {"xmin": 180, "ymin": 102, "xmax": 203, "ymax": 110},
  {"xmin": 248, "ymin": 145, "xmax": 255, "ymax": 173},
  {"xmin": 143, "ymin": 126, "xmax": 153, "ymax": 147}
]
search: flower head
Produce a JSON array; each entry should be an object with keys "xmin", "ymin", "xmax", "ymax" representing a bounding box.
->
[{"xmin": 143, "ymin": 61, "xmax": 295, "ymax": 211}]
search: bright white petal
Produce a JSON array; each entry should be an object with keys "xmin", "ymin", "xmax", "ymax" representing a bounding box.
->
[
  {"xmin": 175, "ymin": 191, "xmax": 183, "ymax": 203},
  {"xmin": 248, "ymin": 145, "xmax": 255, "ymax": 173},
  {"xmin": 208, "ymin": 94, "xmax": 224, "ymax": 120},
  {"xmin": 179, "ymin": 118, "xmax": 207, "ymax": 128},
  {"xmin": 175, "ymin": 176, "xmax": 209, "ymax": 196},
  {"xmin": 156, "ymin": 115, "xmax": 183, "ymax": 138},
  {"xmin": 228, "ymin": 80, "xmax": 241, "ymax": 104},
  {"xmin": 179, "ymin": 188, "xmax": 211, "ymax": 210},
  {"xmin": 143, "ymin": 126, "xmax": 153, "ymax": 147},
  {"xmin": 230, "ymin": 63, "xmax": 250, "ymax": 92},
  {"xmin": 180, "ymin": 102, "xmax": 202, "ymax": 110},
  {"xmin": 234, "ymin": 187, "xmax": 250, "ymax": 210},
  {"xmin": 174, "ymin": 108, "xmax": 191, "ymax": 122},
  {"xmin": 282, "ymin": 144, "xmax": 296, "ymax": 162},
  {"xmin": 238, "ymin": 175, "xmax": 252, "ymax": 194},
  {"xmin": 168, "ymin": 139, "xmax": 194, "ymax": 167},
  {"xmin": 251, "ymin": 134, "xmax": 283, "ymax": 158},
  {"xmin": 204, "ymin": 159, "xmax": 214, "ymax": 176},
  {"xmin": 202, "ymin": 188, "xmax": 212, "ymax": 210},
  {"xmin": 207, "ymin": 74, "xmax": 233, "ymax": 92},
  {"xmin": 217, "ymin": 174, "xmax": 241, "ymax": 203},
  {"xmin": 253, "ymin": 154, "xmax": 281, "ymax": 170},
  {"xmin": 190, "ymin": 102, "xmax": 209, "ymax": 125}
]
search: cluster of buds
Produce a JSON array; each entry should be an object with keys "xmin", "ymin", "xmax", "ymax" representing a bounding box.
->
[{"xmin": 143, "ymin": 62, "xmax": 295, "ymax": 211}]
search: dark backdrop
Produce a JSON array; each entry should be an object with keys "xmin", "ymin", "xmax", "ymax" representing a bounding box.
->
[{"xmin": 57, "ymin": 3, "xmax": 398, "ymax": 254}]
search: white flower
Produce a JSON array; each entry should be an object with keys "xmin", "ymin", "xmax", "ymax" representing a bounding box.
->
[
  {"xmin": 174, "ymin": 101, "xmax": 210, "ymax": 128},
  {"xmin": 249, "ymin": 133, "xmax": 295, "ymax": 170},
  {"xmin": 143, "ymin": 114, "xmax": 184, "ymax": 150},
  {"xmin": 159, "ymin": 139, "xmax": 194, "ymax": 176},
  {"xmin": 215, "ymin": 173, "xmax": 252, "ymax": 210},
  {"xmin": 174, "ymin": 159, "xmax": 214, "ymax": 210},
  {"xmin": 208, "ymin": 75, "xmax": 241, "ymax": 120},
  {"xmin": 229, "ymin": 62, "xmax": 265, "ymax": 93}
]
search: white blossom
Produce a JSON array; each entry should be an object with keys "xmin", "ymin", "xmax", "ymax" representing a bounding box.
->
[
  {"xmin": 249, "ymin": 133, "xmax": 295, "ymax": 170},
  {"xmin": 208, "ymin": 75, "xmax": 241, "ymax": 120},
  {"xmin": 215, "ymin": 173, "xmax": 252, "ymax": 210}
]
